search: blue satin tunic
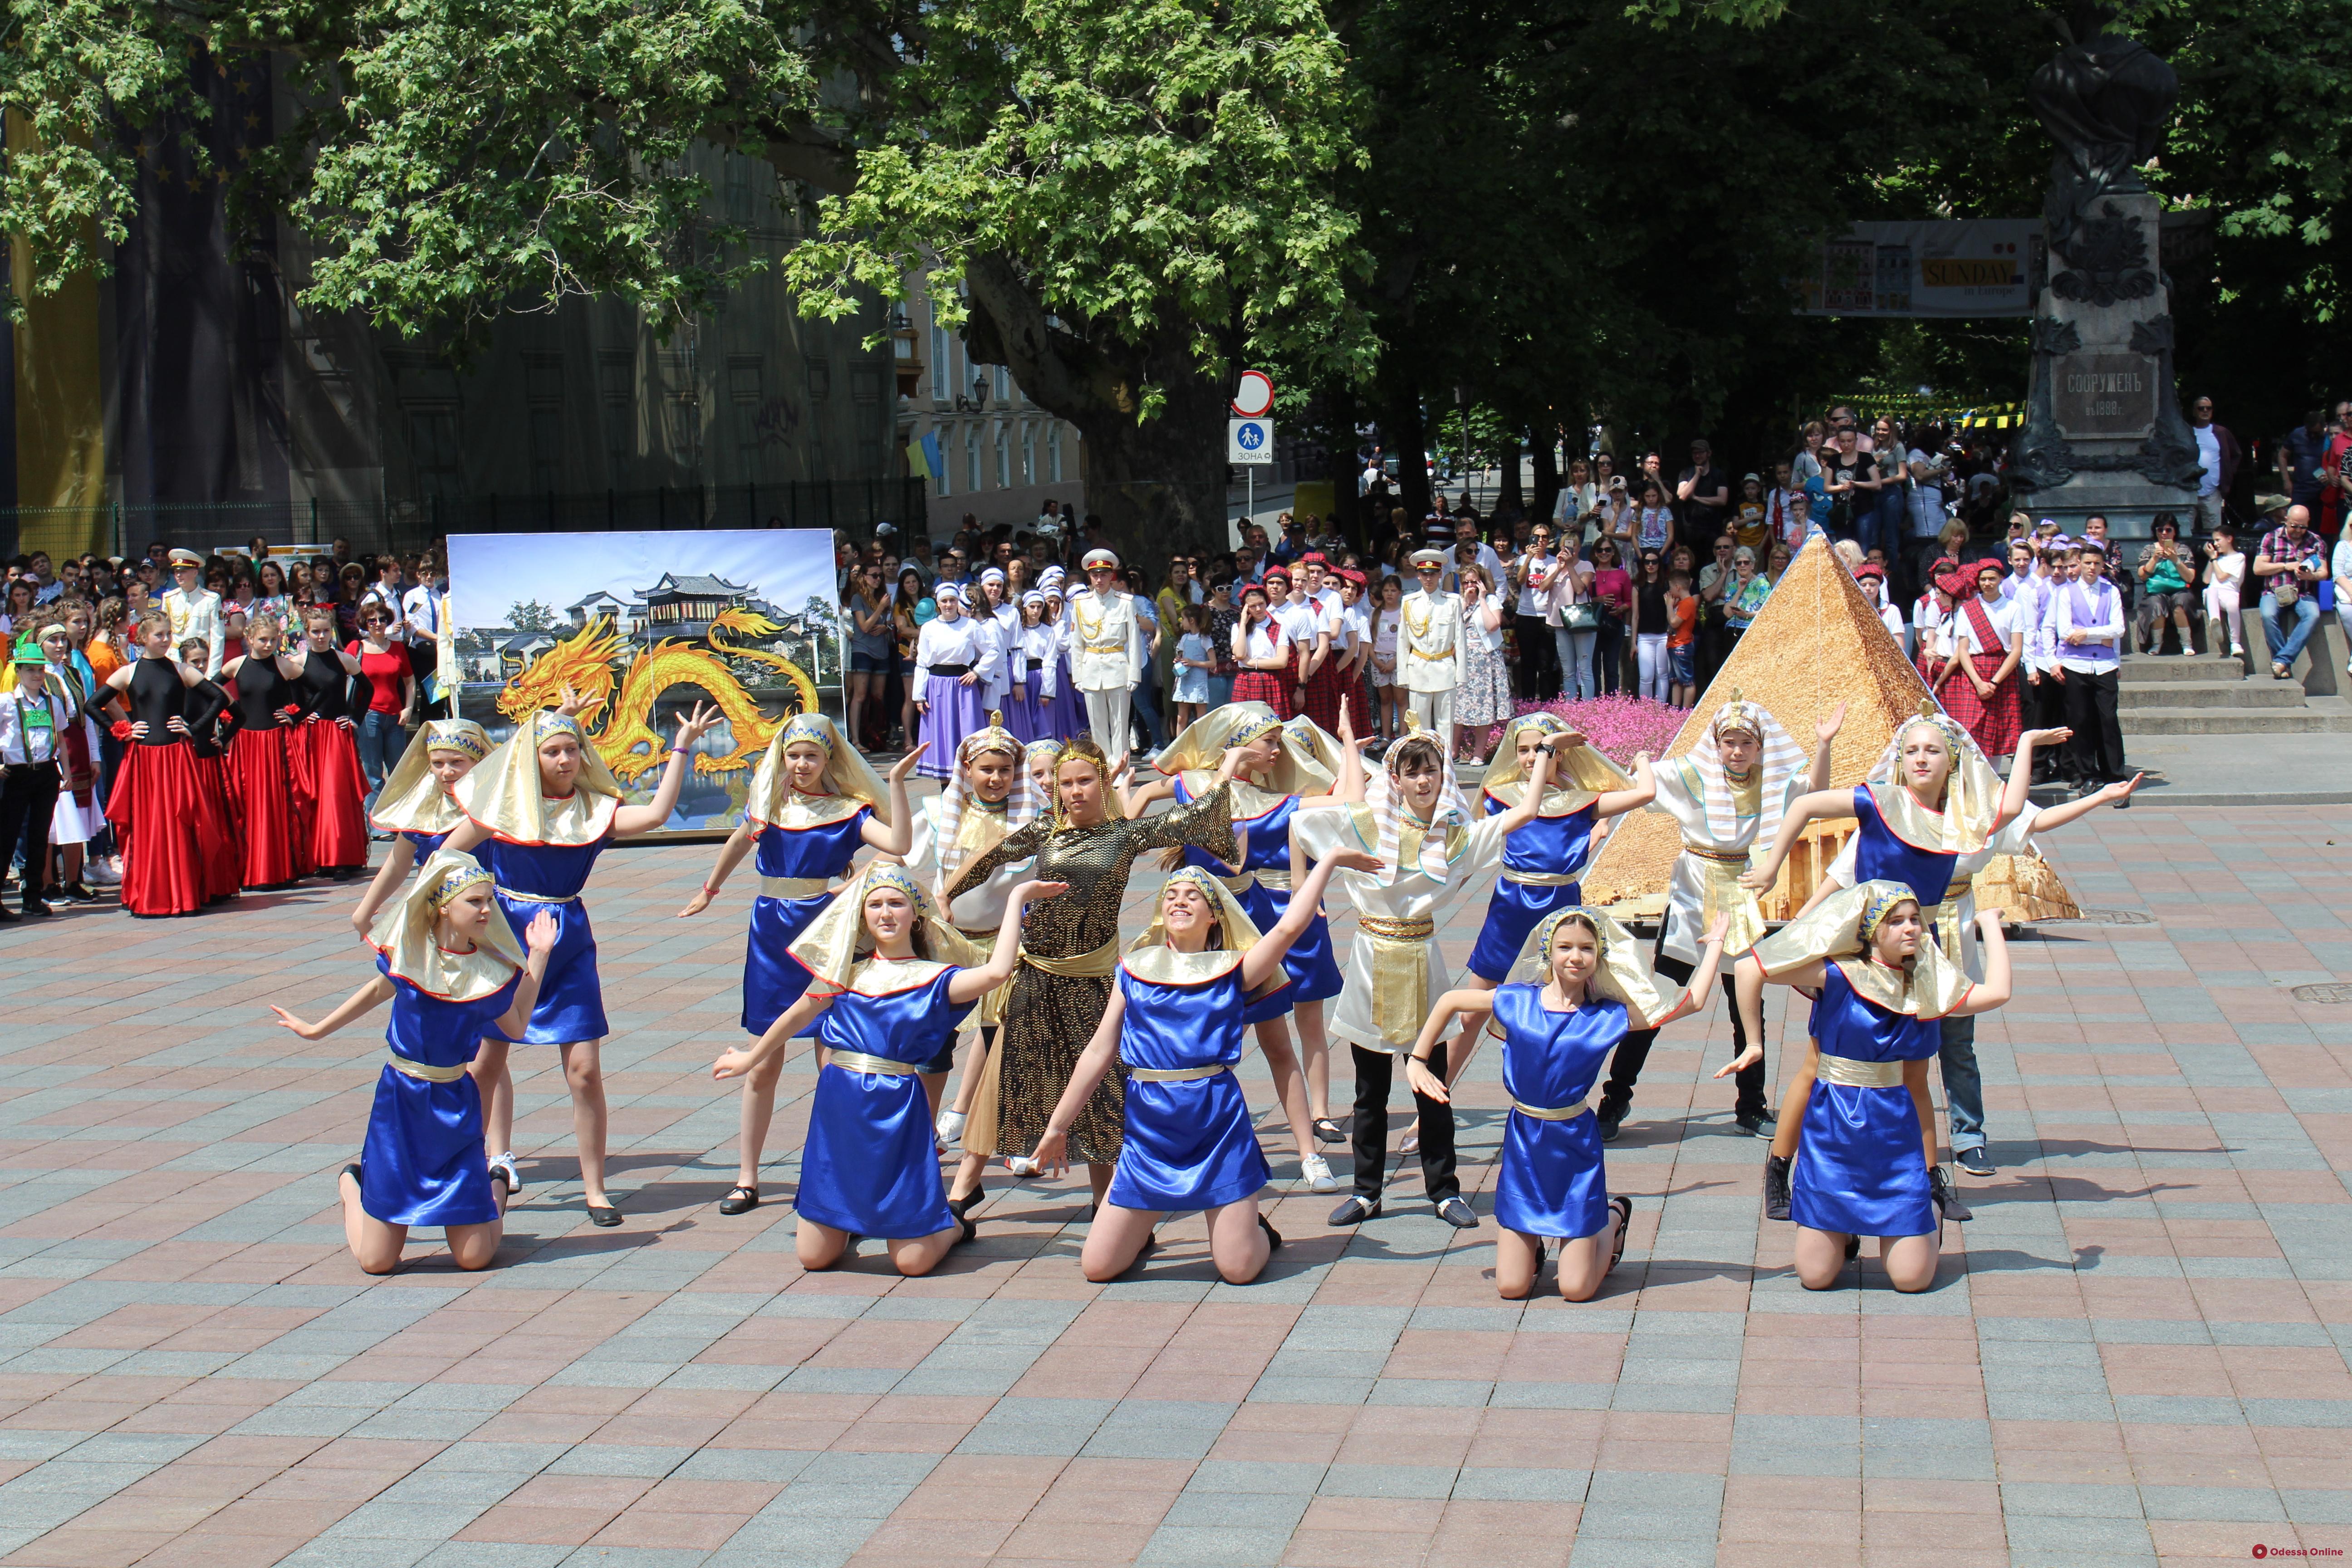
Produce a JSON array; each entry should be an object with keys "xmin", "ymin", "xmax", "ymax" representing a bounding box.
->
[
  {"xmin": 359, "ymin": 954, "xmax": 519, "ymax": 1228},
  {"xmin": 1490, "ymin": 983, "xmax": 1620, "ymax": 1240},
  {"xmin": 1106, "ymin": 963, "xmax": 1271, "ymax": 1214},
  {"xmin": 402, "ymin": 829, "xmax": 449, "ymax": 858},
  {"xmin": 482, "ymin": 835, "xmax": 609, "ymax": 1044},
  {"xmin": 742, "ymin": 805, "xmax": 869, "ymax": 1034},
  {"xmin": 794, "ymin": 966, "xmax": 968, "ymax": 1240},
  {"xmin": 1790, "ymin": 964, "xmax": 1940, "ymax": 1239},
  {"xmin": 1174, "ymin": 779, "xmax": 1340, "ymax": 1008},
  {"xmin": 1851, "ymin": 785, "xmax": 1959, "ymax": 906},
  {"xmin": 1466, "ymin": 794, "xmax": 1599, "ymax": 981}
]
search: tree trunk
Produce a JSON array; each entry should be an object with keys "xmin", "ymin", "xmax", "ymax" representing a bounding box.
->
[
  {"xmin": 1322, "ymin": 387, "xmax": 1362, "ymax": 548},
  {"xmin": 1380, "ymin": 369, "xmax": 1431, "ymax": 532},
  {"xmin": 1498, "ymin": 433, "xmax": 1524, "ymax": 513},
  {"xmin": 1529, "ymin": 425, "xmax": 1560, "ymax": 536}
]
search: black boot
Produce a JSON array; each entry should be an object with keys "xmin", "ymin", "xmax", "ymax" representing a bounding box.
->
[{"xmin": 1763, "ymin": 1152, "xmax": 1793, "ymax": 1222}]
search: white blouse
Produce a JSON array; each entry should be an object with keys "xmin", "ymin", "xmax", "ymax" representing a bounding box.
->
[{"xmin": 914, "ymin": 615, "xmax": 1001, "ymax": 684}]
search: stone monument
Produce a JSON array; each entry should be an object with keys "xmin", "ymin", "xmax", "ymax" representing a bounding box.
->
[{"xmin": 2009, "ymin": 4, "xmax": 2202, "ymax": 541}]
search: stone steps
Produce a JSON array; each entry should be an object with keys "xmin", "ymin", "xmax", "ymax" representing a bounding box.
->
[
  {"xmin": 2115, "ymin": 652, "xmax": 2246, "ymax": 683},
  {"xmin": 2120, "ymin": 696, "xmax": 2352, "ymax": 736},
  {"xmin": 2117, "ymin": 679, "xmax": 2299, "ymax": 710}
]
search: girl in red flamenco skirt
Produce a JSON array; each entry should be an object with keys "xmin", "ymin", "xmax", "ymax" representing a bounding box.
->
[
  {"xmin": 220, "ymin": 612, "xmax": 306, "ymax": 890},
  {"xmin": 177, "ymin": 642, "xmax": 242, "ymax": 904},
  {"xmin": 288, "ymin": 607, "xmax": 371, "ymax": 879},
  {"xmin": 100, "ymin": 613, "xmax": 215, "ymax": 917}
]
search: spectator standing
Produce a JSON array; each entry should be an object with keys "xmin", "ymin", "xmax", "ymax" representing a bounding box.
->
[
  {"xmin": 1675, "ymin": 440, "xmax": 1728, "ymax": 548},
  {"xmin": 2188, "ymin": 396, "xmax": 2242, "ymax": 535},
  {"xmin": 2056, "ymin": 545, "xmax": 2127, "ymax": 794},
  {"xmin": 0, "ymin": 637, "xmax": 70, "ymax": 921},
  {"xmin": 2326, "ymin": 400, "xmax": 2352, "ymax": 545},
  {"xmin": 1588, "ymin": 540, "xmax": 1632, "ymax": 694},
  {"xmin": 2278, "ymin": 409, "xmax": 2334, "ymax": 539},
  {"xmin": 1819, "ymin": 427, "xmax": 1877, "ymax": 544},
  {"xmin": 1511, "ymin": 524, "xmax": 1561, "ymax": 701},
  {"xmin": 2252, "ymin": 504, "xmax": 2326, "ymax": 680},
  {"xmin": 2133, "ymin": 514, "xmax": 2200, "ymax": 655},
  {"xmin": 1632, "ymin": 483, "xmax": 1676, "ymax": 561},
  {"xmin": 1864, "ymin": 418, "xmax": 1909, "ymax": 570}
]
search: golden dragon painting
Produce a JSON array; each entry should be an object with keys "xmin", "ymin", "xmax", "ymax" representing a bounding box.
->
[{"xmin": 497, "ymin": 609, "xmax": 820, "ymax": 783}]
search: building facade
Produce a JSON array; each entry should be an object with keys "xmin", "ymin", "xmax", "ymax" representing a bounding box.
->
[{"xmin": 897, "ymin": 280, "xmax": 1088, "ymax": 540}]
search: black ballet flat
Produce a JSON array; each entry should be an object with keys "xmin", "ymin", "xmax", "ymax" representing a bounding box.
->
[
  {"xmin": 586, "ymin": 1202, "xmax": 622, "ymax": 1228},
  {"xmin": 947, "ymin": 1190, "xmax": 982, "ymax": 1221},
  {"xmin": 1312, "ymin": 1117, "xmax": 1347, "ymax": 1146},
  {"xmin": 959, "ymin": 1216, "xmax": 979, "ymax": 1245},
  {"xmin": 1259, "ymin": 1215, "xmax": 1283, "ymax": 1254},
  {"xmin": 1607, "ymin": 1196, "xmax": 1633, "ymax": 1273},
  {"xmin": 342, "ymin": 1162, "xmax": 363, "ymax": 1186},
  {"xmin": 719, "ymin": 1185, "xmax": 759, "ymax": 1215}
]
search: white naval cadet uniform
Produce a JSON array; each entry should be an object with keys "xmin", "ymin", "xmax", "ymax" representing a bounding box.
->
[
  {"xmin": 1398, "ymin": 586, "xmax": 1466, "ymax": 742},
  {"xmin": 1066, "ymin": 586, "xmax": 1147, "ymax": 759}
]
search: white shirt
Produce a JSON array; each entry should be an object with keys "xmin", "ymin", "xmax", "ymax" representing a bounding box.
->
[
  {"xmin": 0, "ymin": 686, "xmax": 68, "ymax": 764},
  {"xmin": 2194, "ymin": 425, "xmax": 2223, "ymax": 495},
  {"xmin": 1954, "ymin": 593, "xmax": 2017, "ymax": 656},
  {"xmin": 2332, "ymin": 539, "xmax": 2352, "ymax": 593},
  {"xmin": 913, "ymin": 615, "xmax": 1000, "ymax": 684},
  {"xmin": 1874, "ymin": 602, "xmax": 1906, "ymax": 644},
  {"xmin": 402, "ymin": 583, "xmax": 441, "ymax": 644},
  {"xmin": 2054, "ymin": 578, "xmax": 2124, "ymax": 674}
]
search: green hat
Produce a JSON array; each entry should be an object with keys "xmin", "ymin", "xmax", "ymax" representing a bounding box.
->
[{"xmin": 11, "ymin": 636, "xmax": 44, "ymax": 666}]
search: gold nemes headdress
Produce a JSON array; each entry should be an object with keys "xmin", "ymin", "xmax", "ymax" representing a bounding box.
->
[
  {"xmin": 747, "ymin": 711, "xmax": 892, "ymax": 829},
  {"xmin": 1504, "ymin": 905, "xmax": 1668, "ymax": 1018},
  {"xmin": 371, "ymin": 718, "xmax": 493, "ymax": 836},
  {"xmin": 787, "ymin": 861, "xmax": 984, "ymax": 997},
  {"xmin": 366, "ymin": 848, "xmax": 526, "ymax": 1003},
  {"xmin": 456, "ymin": 709, "xmax": 625, "ymax": 846}
]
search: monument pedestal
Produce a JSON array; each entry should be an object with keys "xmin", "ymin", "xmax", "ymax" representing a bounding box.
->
[{"xmin": 2011, "ymin": 193, "xmax": 2201, "ymax": 546}]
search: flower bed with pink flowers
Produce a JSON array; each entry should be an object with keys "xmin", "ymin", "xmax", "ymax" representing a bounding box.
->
[{"xmin": 1511, "ymin": 694, "xmax": 1687, "ymax": 768}]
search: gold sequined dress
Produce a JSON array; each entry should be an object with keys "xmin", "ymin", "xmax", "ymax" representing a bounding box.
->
[{"xmin": 946, "ymin": 784, "xmax": 1237, "ymax": 1163}]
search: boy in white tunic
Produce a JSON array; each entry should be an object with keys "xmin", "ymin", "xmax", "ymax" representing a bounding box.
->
[{"xmin": 1295, "ymin": 730, "xmax": 1553, "ymax": 1228}]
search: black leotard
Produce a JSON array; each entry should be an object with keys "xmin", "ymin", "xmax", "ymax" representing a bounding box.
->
[
  {"xmin": 230, "ymin": 655, "xmax": 296, "ymax": 731},
  {"xmin": 128, "ymin": 657, "xmax": 191, "ymax": 748},
  {"xmin": 291, "ymin": 649, "xmax": 358, "ymax": 721}
]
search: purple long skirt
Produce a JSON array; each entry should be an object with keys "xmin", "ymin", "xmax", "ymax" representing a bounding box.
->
[
  {"xmin": 1004, "ymin": 670, "xmax": 1044, "ymax": 745},
  {"xmin": 919, "ymin": 674, "xmax": 989, "ymax": 779},
  {"xmin": 1045, "ymin": 654, "xmax": 1087, "ymax": 740}
]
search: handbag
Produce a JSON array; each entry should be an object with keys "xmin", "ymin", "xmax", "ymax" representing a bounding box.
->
[
  {"xmin": 1560, "ymin": 601, "xmax": 1600, "ymax": 632},
  {"xmin": 2274, "ymin": 580, "xmax": 2301, "ymax": 608}
]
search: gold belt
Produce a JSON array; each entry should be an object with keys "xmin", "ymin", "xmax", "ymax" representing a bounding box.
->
[
  {"xmin": 1511, "ymin": 1097, "xmax": 1591, "ymax": 1122},
  {"xmin": 497, "ymin": 887, "xmax": 577, "ymax": 905},
  {"xmin": 1408, "ymin": 646, "xmax": 1455, "ymax": 660},
  {"xmin": 1816, "ymin": 1056, "xmax": 1905, "ymax": 1088},
  {"xmin": 760, "ymin": 875, "xmax": 833, "ymax": 899},
  {"xmin": 1250, "ymin": 867, "xmax": 1293, "ymax": 891},
  {"xmin": 387, "ymin": 1054, "xmax": 468, "ymax": 1084},
  {"xmin": 1941, "ymin": 877, "xmax": 1972, "ymax": 902},
  {"xmin": 827, "ymin": 1051, "xmax": 925, "ymax": 1076},
  {"xmin": 1502, "ymin": 867, "xmax": 1584, "ymax": 887},
  {"xmin": 1126, "ymin": 1063, "xmax": 1228, "ymax": 1083},
  {"xmin": 1019, "ymin": 936, "xmax": 1122, "ymax": 978},
  {"xmin": 1360, "ymin": 915, "xmax": 1435, "ymax": 941},
  {"xmin": 1082, "ymin": 639, "xmax": 1124, "ymax": 654},
  {"xmin": 1680, "ymin": 842, "xmax": 1750, "ymax": 864}
]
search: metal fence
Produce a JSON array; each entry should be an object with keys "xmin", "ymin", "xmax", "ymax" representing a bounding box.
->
[{"xmin": 1, "ymin": 480, "xmax": 931, "ymax": 562}]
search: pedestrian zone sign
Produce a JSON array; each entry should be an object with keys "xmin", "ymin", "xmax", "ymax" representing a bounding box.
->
[{"xmin": 1228, "ymin": 418, "xmax": 1274, "ymax": 466}]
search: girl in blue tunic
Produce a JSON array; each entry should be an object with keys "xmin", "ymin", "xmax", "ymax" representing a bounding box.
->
[
  {"xmin": 676, "ymin": 714, "xmax": 919, "ymax": 1215},
  {"xmin": 1424, "ymin": 714, "xmax": 1653, "ymax": 1142},
  {"xmin": 442, "ymin": 702, "xmax": 719, "ymax": 1225},
  {"xmin": 1748, "ymin": 879, "xmax": 2012, "ymax": 1292},
  {"xmin": 1034, "ymin": 850, "xmax": 1376, "ymax": 1285},
  {"xmin": 1410, "ymin": 906, "xmax": 1728, "ymax": 1301},
  {"xmin": 711, "ymin": 862, "xmax": 1062, "ymax": 1276},
  {"xmin": 1121, "ymin": 703, "xmax": 1366, "ymax": 1187},
  {"xmin": 1736, "ymin": 705, "xmax": 2038, "ymax": 1216},
  {"xmin": 269, "ymin": 850, "xmax": 555, "ymax": 1274},
  {"xmin": 350, "ymin": 718, "xmax": 495, "ymax": 939}
]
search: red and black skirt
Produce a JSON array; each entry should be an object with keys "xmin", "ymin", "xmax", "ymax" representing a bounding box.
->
[
  {"xmin": 225, "ymin": 728, "xmax": 301, "ymax": 888},
  {"xmin": 291, "ymin": 719, "xmax": 370, "ymax": 872},
  {"xmin": 1301, "ymin": 653, "xmax": 1345, "ymax": 736},
  {"xmin": 1942, "ymin": 653, "xmax": 2021, "ymax": 758},
  {"xmin": 1231, "ymin": 668, "xmax": 1289, "ymax": 715},
  {"xmin": 105, "ymin": 741, "xmax": 214, "ymax": 917},
  {"xmin": 196, "ymin": 754, "xmax": 241, "ymax": 902}
]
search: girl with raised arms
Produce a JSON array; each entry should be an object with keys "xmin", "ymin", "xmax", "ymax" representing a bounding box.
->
[{"xmin": 675, "ymin": 714, "xmax": 921, "ymax": 1215}]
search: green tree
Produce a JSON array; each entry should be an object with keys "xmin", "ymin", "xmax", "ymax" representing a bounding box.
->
[{"xmin": 506, "ymin": 599, "xmax": 561, "ymax": 633}]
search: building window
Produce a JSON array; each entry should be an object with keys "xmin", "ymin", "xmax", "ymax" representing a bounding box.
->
[
  {"xmin": 994, "ymin": 365, "xmax": 1010, "ymax": 404},
  {"xmin": 965, "ymin": 424, "xmax": 981, "ymax": 492},
  {"xmin": 407, "ymin": 407, "xmax": 464, "ymax": 501},
  {"xmin": 598, "ymin": 352, "xmax": 634, "ymax": 479},
  {"xmin": 1020, "ymin": 422, "xmax": 1036, "ymax": 488},
  {"xmin": 1047, "ymin": 424, "xmax": 1063, "ymax": 484},
  {"xmin": 934, "ymin": 426, "xmax": 951, "ymax": 498},
  {"xmin": 994, "ymin": 423, "xmax": 1010, "ymax": 490},
  {"xmin": 807, "ymin": 358, "xmax": 831, "ymax": 402},
  {"xmin": 931, "ymin": 319, "xmax": 951, "ymax": 403}
]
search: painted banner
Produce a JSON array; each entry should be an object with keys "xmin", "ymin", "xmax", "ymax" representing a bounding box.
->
[
  {"xmin": 1796, "ymin": 221, "xmax": 2038, "ymax": 317},
  {"xmin": 446, "ymin": 529, "xmax": 842, "ymax": 834}
]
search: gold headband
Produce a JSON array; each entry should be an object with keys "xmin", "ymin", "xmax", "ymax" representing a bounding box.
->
[
  {"xmin": 1858, "ymin": 885, "xmax": 1919, "ymax": 944},
  {"xmin": 859, "ymin": 864, "xmax": 927, "ymax": 908},
  {"xmin": 1531, "ymin": 906, "xmax": 1607, "ymax": 962},
  {"xmin": 423, "ymin": 720, "xmax": 491, "ymax": 763},
  {"xmin": 426, "ymin": 863, "xmax": 494, "ymax": 911},
  {"xmin": 534, "ymin": 711, "xmax": 584, "ymax": 743},
  {"xmin": 780, "ymin": 715, "xmax": 834, "ymax": 754}
]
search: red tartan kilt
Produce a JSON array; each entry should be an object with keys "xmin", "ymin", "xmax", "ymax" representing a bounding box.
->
[
  {"xmin": 1341, "ymin": 660, "xmax": 1370, "ymax": 735},
  {"xmin": 1943, "ymin": 652, "xmax": 2021, "ymax": 757},
  {"xmin": 225, "ymin": 727, "xmax": 302, "ymax": 887},
  {"xmin": 1231, "ymin": 669, "xmax": 1289, "ymax": 715}
]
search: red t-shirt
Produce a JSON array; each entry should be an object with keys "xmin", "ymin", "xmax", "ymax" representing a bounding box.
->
[{"xmin": 347, "ymin": 641, "xmax": 408, "ymax": 716}]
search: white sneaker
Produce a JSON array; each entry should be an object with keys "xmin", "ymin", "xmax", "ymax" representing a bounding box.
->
[
  {"xmin": 487, "ymin": 1152, "xmax": 522, "ymax": 1193},
  {"xmin": 84, "ymin": 862, "xmax": 120, "ymax": 887},
  {"xmin": 1006, "ymin": 1155, "xmax": 1041, "ymax": 1177},
  {"xmin": 1301, "ymin": 1153, "xmax": 1338, "ymax": 1192},
  {"xmin": 936, "ymin": 1109, "xmax": 967, "ymax": 1151}
]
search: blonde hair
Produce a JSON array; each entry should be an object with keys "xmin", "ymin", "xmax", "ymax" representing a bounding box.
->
[{"xmin": 1833, "ymin": 539, "xmax": 1865, "ymax": 571}]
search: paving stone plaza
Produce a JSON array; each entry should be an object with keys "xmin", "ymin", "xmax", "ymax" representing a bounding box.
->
[{"xmin": 0, "ymin": 798, "xmax": 2343, "ymax": 1567}]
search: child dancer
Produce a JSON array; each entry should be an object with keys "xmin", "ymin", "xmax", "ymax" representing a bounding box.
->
[
  {"xmin": 1410, "ymin": 907, "xmax": 1729, "ymax": 1300},
  {"xmin": 1746, "ymin": 881, "xmax": 2012, "ymax": 1292},
  {"xmin": 1122, "ymin": 704, "xmax": 1365, "ymax": 1191},
  {"xmin": 1036, "ymin": 853, "xmax": 1373, "ymax": 1284},
  {"xmin": 270, "ymin": 850, "xmax": 556, "ymax": 1274},
  {"xmin": 1294, "ymin": 727, "xmax": 1553, "ymax": 1229},
  {"xmin": 219, "ymin": 612, "xmax": 305, "ymax": 890},
  {"xmin": 288, "ymin": 606, "xmax": 371, "ymax": 879},
  {"xmin": 714, "ymin": 864, "xmax": 1062, "ymax": 1275},
  {"xmin": 349, "ymin": 719, "xmax": 497, "ymax": 935},
  {"xmin": 1741, "ymin": 719, "xmax": 2134, "ymax": 1208},
  {"xmin": 676, "ymin": 715, "xmax": 918, "ymax": 1215},
  {"xmin": 442, "ymin": 703, "xmax": 718, "ymax": 1223},
  {"xmin": 101, "ymin": 611, "xmax": 213, "ymax": 917},
  {"xmin": 901, "ymin": 721, "xmax": 1047, "ymax": 1209}
]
